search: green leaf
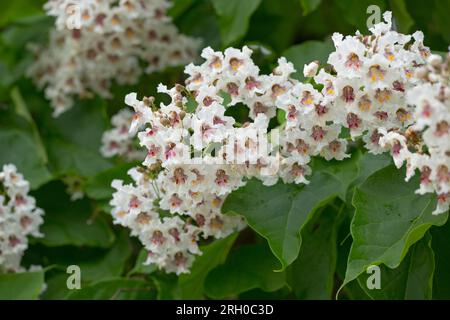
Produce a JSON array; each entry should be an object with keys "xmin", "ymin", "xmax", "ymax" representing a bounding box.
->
[
  {"xmin": 345, "ymin": 152, "xmax": 392, "ymax": 203},
  {"xmin": 128, "ymin": 249, "xmax": 157, "ymax": 276},
  {"xmin": 28, "ymin": 233, "xmax": 132, "ymax": 299},
  {"xmin": 389, "ymin": 0, "xmax": 414, "ymax": 33},
  {"xmin": 85, "ymin": 162, "xmax": 138, "ymax": 200},
  {"xmin": 223, "ymin": 156, "xmax": 359, "ymax": 270},
  {"xmin": 431, "ymin": 220, "xmax": 450, "ymax": 299},
  {"xmin": 0, "ymin": 112, "xmax": 52, "ymax": 189},
  {"xmin": 357, "ymin": 234, "xmax": 435, "ymax": 300},
  {"xmin": 211, "ymin": 0, "xmax": 262, "ymax": 46},
  {"xmin": 0, "ymin": 0, "xmax": 46, "ymax": 27},
  {"xmin": 433, "ymin": 0, "xmax": 450, "ymax": 43},
  {"xmin": 35, "ymin": 181, "xmax": 115, "ymax": 248},
  {"xmin": 335, "ymin": 0, "xmax": 388, "ymax": 33},
  {"xmin": 67, "ymin": 278, "xmax": 155, "ymax": 300},
  {"xmin": 77, "ymin": 232, "xmax": 132, "ymax": 282},
  {"xmin": 299, "ymin": 0, "xmax": 322, "ymax": 15},
  {"xmin": 314, "ymin": 151, "xmax": 363, "ymax": 201},
  {"xmin": 185, "ymin": 96, "xmax": 198, "ymax": 113},
  {"xmin": 287, "ymin": 205, "xmax": 341, "ymax": 299},
  {"xmin": 0, "ymin": 271, "xmax": 45, "ymax": 299},
  {"xmin": 174, "ymin": 0, "xmax": 222, "ymax": 49},
  {"xmin": 348, "ymin": 152, "xmax": 392, "ymax": 192},
  {"xmin": 38, "ymin": 99, "xmax": 113, "ymax": 178},
  {"xmin": 168, "ymin": 0, "xmax": 197, "ymax": 19},
  {"xmin": 341, "ymin": 165, "xmax": 448, "ymax": 294},
  {"xmin": 282, "ymin": 40, "xmax": 334, "ymax": 81},
  {"xmin": 205, "ymin": 242, "xmax": 287, "ymax": 299},
  {"xmin": 151, "ymin": 235, "xmax": 237, "ymax": 299}
]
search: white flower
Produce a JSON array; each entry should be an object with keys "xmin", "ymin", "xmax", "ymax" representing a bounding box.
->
[
  {"xmin": 28, "ymin": 0, "xmax": 200, "ymax": 116},
  {"xmin": 0, "ymin": 164, "xmax": 44, "ymax": 273},
  {"xmin": 303, "ymin": 61, "xmax": 319, "ymax": 78}
]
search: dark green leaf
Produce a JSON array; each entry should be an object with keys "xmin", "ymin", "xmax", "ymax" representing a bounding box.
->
[
  {"xmin": 389, "ymin": 0, "xmax": 414, "ymax": 33},
  {"xmin": 357, "ymin": 234, "xmax": 435, "ymax": 300},
  {"xmin": 205, "ymin": 242, "xmax": 287, "ymax": 299},
  {"xmin": 0, "ymin": 112, "xmax": 52, "ymax": 189},
  {"xmin": 35, "ymin": 181, "xmax": 115, "ymax": 248},
  {"xmin": 85, "ymin": 162, "xmax": 138, "ymax": 200},
  {"xmin": 211, "ymin": 0, "xmax": 262, "ymax": 46},
  {"xmin": 335, "ymin": 0, "xmax": 388, "ymax": 33},
  {"xmin": 67, "ymin": 278, "xmax": 155, "ymax": 300},
  {"xmin": 341, "ymin": 165, "xmax": 448, "ymax": 293},
  {"xmin": 282, "ymin": 40, "xmax": 334, "ymax": 81},
  {"xmin": 299, "ymin": 0, "xmax": 322, "ymax": 16},
  {"xmin": 288, "ymin": 205, "xmax": 341, "ymax": 299},
  {"xmin": 223, "ymin": 156, "xmax": 359, "ymax": 270},
  {"xmin": 128, "ymin": 249, "xmax": 157, "ymax": 276},
  {"xmin": 431, "ymin": 220, "xmax": 450, "ymax": 299},
  {"xmin": 151, "ymin": 234, "xmax": 237, "ymax": 299},
  {"xmin": 0, "ymin": 271, "xmax": 45, "ymax": 299}
]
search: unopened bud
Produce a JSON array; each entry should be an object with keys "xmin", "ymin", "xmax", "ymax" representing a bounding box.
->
[{"xmin": 303, "ymin": 61, "xmax": 319, "ymax": 78}]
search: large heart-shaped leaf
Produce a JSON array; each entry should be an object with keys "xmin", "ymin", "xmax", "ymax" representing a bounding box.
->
[
  {"xmin": 211, "ymin": 0, "xmax": 262, "ymax": 46},
  {"xmin": 341, "ymin": 165, "xmax": 448, "ymax": 293},
  {"xmin": 205, "ymin": 242, "xmax": 287, "ymax": 299},
  {"xmin": 223, "ymin": 156, "xmax": 360, "ymax": 270},
  {"xmin": 282, "ymin": 40, "xmax": 334, "ymax": 81},
  {"xmin": 167, "ymin": 233, "xmax": 238, "ymax": 299},
  {"xmin": 0, "ymin": 270, "xmax": 45, "ymax": 299},
  {"xmin": 287, "ymin": 205, "xmax": 342, "ymax": 299},
  {"xmin": 0, "ymin": 111, "xmax": 51, "ymax": 189},
  {"xmin": 34, "ymin": 181, "xmax": 115, "ymax": 248},
  {"xmin": 357, "ymin": 234, "xmax": 435, "ymax": 300}
]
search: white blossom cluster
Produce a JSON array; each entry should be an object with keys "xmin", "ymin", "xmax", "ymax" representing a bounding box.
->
[
  {"xmin": 101, "ymin": 108, "xmax": 146, "ymax": 161},
  {"xmin": 0, "ymin": 164, "xmax": 44, "ymax": 273},
  {"xmin": 109, "ymin": 12, "xmax": 447, "ymax": 274},
  {"xmin": 312, "ymin": 11, "xmax": 429, "ymax": 155},
  {"xmin": 380, "ymin": 50, "xmax": 450, "ymax": 214},
  {"xmin": 28, "ymin": 0, "xmax": 200, "ymax": 116}
]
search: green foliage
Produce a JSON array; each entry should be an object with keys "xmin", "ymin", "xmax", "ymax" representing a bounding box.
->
[
  {"xmin": 211, "ymin": 0, "xmax": 262, "ymax": 46},
  {"xmin": 0, "ymin": 1, "xmax": 46, "ymax": 27},
  {"xmin": 34, "ymin": 181, "xmax": 115, "ymax": 248},
  {"xmin": 0, "ymin": 271, "xmax": 45, "ymax": 299},
  {"xmin": 283, "ymin": 40, "xmax": 334, "ymax": 81},
  {"xmin": 431, "ymin": 220, "xmax": 450, "ymax": 299},
  {"xmin": 0, "ymin": 0, "xmax": 449, "ymax": 301},
  {"xmin": 341, "ymin": 166, "xmax": 448, "ymax": 293},
  {"xmin": 67, "ymin": 278, "xmax": 156, "ymax": 300},
  {"xmin": 175, "ymin": 233, "xmax": 238, "ymax": 299},
  {"xmin": 299, "ymin": 0, "xmax": 322, "ymax": 16},
  {"xmin": 357, "ymin": 234, "xmax": 435, "ymax": 300},
  {"xmin": 287, "ymin": 205, "xmax": 342, "ymax": 299},
  {"xmin": 223, "ymin": 155, "xmax": 359, "ymax": 270},
  {"xmin": 205, "ymin": 242, "xmax": 287, "ymax": 298}
]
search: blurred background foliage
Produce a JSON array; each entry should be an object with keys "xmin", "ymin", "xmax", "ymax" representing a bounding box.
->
[{"xmin": 0, "ymin": 0, "xmax": 449, "ymax": 300}]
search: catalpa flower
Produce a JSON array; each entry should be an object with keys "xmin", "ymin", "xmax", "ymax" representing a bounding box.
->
[
  {"xmin": 28, "ymin": 0, "xmax": 200, "ymax": 116},
  {"xmin": 0, "ymin": 164, "xmax": 44, "ymax": 273},
  {"xmin": 108, "ymin": 12, "xmax": 448, "ymax": 275}
]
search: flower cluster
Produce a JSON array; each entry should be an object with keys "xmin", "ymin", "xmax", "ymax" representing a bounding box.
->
[
  {"xmin": 111, "ymin": 43, "xmax": 354, "ymax": 274},
  {"xmin": 110, "ymin": 12, "xmax": 446, "ymax": 274},
  {"xmin": 28, "ymin": 0, "xmax": 200, "ymax": 116},
  {"xmin": 101, "ymin": 108, "xmax": 145, "ymax": 161},
  {"xmin": 380, "ymin": 50, "xmax": 450, "ymax": 214},
  {"xmin": 313, "ymin": 11, "xmax": 429, "ymax": 155},
  {"xmin": 0, "ymin": 164, "xmax": 44, "ymax": 273}
]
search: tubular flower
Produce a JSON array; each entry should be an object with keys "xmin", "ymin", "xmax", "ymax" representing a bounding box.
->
[
  {"xmin": 28, "ymin": 0, "xmax": 200, "ymax": 116},
  {"xmin": 109, "ymin": 12, "xmax": 447, "ymax": 274}
]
